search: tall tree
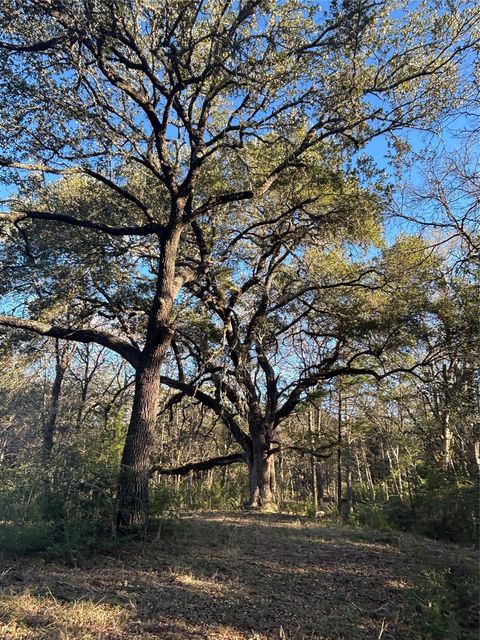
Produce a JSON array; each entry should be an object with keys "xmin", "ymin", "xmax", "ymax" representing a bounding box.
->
[
  {"xmin": 0, "ymin": 0, "xmax": 478, "ymax": 527},
  {"xmin": 159, "ymin": 183, "xmax": 445, "ymax": 507}
]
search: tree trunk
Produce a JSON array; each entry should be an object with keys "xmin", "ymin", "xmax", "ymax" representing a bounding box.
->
[
  {"xmin": 42, "ymin": 340, "xmax": 74, "ymax": 463},
  {"xmin": 246, "ymin": 429, "xmax": 276, "ymax": 509},
  {"xmin": 308, "ymin": 410, "xmax": 318, "ymax": 512},
  {"xmin": 344, "ymin": 406, "xmax": 352, "ymax": 520},
  {"xmin": 116, "ymin": 354, "xmax": 163, "ymax": 531},
  {"xmin": 116, "ymin": 224, "xmax": 182, "ymax": 532},
  {"xmin": 315, "ymin": 407, "xmax": 325, "ymax": 508},
  {"xmin": 441, "ymin": 410, "xmax": 453, "ymax": 469},
  {"xmin": 337, "ymin": 387, "xmax": 342, "ymax": 513}
]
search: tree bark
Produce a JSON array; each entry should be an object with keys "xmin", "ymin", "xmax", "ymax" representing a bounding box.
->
[
  {"xmin": 308, "ymin": 409, "xmax": 318, "ymax": 512},
  {"xmin": 116, "ymin": 354, "xmax": 163, "ymax": 531},
  {"xmin": 116, "ymin": 224, "xmax": 183, "ymax": 532},
  {"xmin": 42, "ymin": 341, "xmax": 74, "ymax": 463},
  {"xmin": 441, "ymin": 409, "xmax": 453, "ymax": 470},
  {"xmin": 246, "ymin": 428, "xmax": 276, "ymax": 509},
  {"xmin": 337, "ymin": 387, "xmax": 343, "ymax": 513},
  {"xmin": 150, "ymin": 452, "xmax": 245, "ymax": 476}
]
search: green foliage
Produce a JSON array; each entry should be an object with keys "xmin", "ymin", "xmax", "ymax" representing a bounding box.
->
[
  {"xmin": 410, "ymin": 470, "xmax": 479, "ymax": 544},
  {"xmin": 0, "ymin": 422, "xmax": 124, "ymax": 560},
  {"xmin": 0, "ymin": 521, "xmax": 54, "ymax": 556},
  {"xmin": 410, "ymin": 565, "xmax": 479, "ymax": 640},
  {"xmin": 150, "ymin": 468, "xmax": 247, "ymax": 518},
  {"xmin": 351, "ymin": 470, "xmax": 478, "ymax": 545}
]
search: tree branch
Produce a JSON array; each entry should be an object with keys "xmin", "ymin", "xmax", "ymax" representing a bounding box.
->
[
  {"xmin": 0, "ymin": 315, "xmax": 141, "ymax": 368},
  {"xmin": 160, "ymin": 375, "xmax": 252, "ymax": 453},
  {"xmin": 150, "ymin": 452, "xmax": 246, "ymax": 477},
  {"xmin": 0, "ymin": 210, "xmax": 161, "ymax": 237}
]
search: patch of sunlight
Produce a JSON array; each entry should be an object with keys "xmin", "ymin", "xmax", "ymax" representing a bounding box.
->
[
  {"xmin": 206, "ymin": 625, "xmax": 267, "ymax": 639},
  {"xmin": 169, "ymin": 570, "xmax": 229, "ymax": 595},
  {"xmin": 0, "ymin": 590, "xmax": 128, "ymax": 640},
  {"xmin": 385, "ymin": 578, "xmax": 411, "ymax": 589}
]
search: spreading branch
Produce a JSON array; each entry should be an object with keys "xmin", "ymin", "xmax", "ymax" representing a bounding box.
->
[
  {"xmin": 150, "ymin": 452, "xmax": 246, "ymax": 477},
  {"xmin": 0, "ymin": 210, "xmax": 161, "ymax": 237},
  {"xmin": 0, "ymin": 315, "xmax": 141, "ymax": 368}
]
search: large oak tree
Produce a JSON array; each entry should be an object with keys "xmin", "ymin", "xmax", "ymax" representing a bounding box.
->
[{"xmin": 0, "ymin": 0, "xmax": 478, "ymax": 528}]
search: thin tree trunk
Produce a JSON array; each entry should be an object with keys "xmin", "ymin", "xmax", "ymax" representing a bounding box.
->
[
  {"xmin": 43, "ymin": 340, "xmax": 74, "ymax": 463},
  {"xmin": 316, "ymin": 407, "xmax": 325, "ymax": 507},
  {"xmin": 278, "ymin": 447, "xmax": 284, "ymax": 504},
  {"xmin": 393, "ymin": 446, "xmax": 404, "ymax": 497},
  {"xmin": 344, "ymin": 403, "xmax": 352, "ymax": 519},
  {"xmin": 308, "ymin": 409, "xmax": 318, "ymax": 512},
  {"xmin": 362, "ymin": 445, "xmax": 375, "ymax": 499},
  {"xmin": 441, "ymin": 410, "xmax": 453, "ymax": 469},
  {"xmin": 337, "ymin": 387, "xmax": 342, "ymax": 513}
]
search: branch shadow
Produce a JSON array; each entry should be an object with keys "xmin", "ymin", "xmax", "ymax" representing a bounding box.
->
[{"xmin": 0, "ymin": 512, "xmax": 426, "ymax": 639}]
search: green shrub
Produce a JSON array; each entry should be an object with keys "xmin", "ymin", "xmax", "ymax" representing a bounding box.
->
[
  {"xmin": 410, "ymin": 566, "xmax": 479, "ymax": 640},
  {"xmin": 0, "ymin": 436, "xmax": 120, "ymax": 559},
  {"xmin": 0, "ymin": 521, "xmax": 54, "ymax": 556}
]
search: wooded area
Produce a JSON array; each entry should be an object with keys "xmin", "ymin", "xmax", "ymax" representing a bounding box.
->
[{"xmin": 0, "ymin": 1, "xmax": 478, "ymax": 638}]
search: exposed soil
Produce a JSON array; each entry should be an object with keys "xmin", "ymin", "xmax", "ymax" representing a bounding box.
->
[{"xmin": 0, "ymin": 511, "xmax": 477, "ymax": 639}]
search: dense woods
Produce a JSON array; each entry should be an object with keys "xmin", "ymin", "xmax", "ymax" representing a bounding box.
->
[{"xmin": 0, "ymin": 2, "xmax": 478, "ymax": 637}]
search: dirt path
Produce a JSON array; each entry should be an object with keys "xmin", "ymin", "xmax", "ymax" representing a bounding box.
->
[{"xmin": 0, "ymin": 512, "xmax": 477, "ymax": 639}]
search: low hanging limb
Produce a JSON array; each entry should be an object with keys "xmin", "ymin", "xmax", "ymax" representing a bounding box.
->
[
  {"xmin": 286, "ymin": 444, "xmax": 336, "ymax": 460},
  {"xmin": 269, "ymin": 439, "xmax": 337, "ymax": 460},
  {"xmin": 149, "ymin": 452, "xmax": 246, "ymax": 477},
  {"xmin": 150, "ymin": 441, "xmax": 336, "ymax": 478}
]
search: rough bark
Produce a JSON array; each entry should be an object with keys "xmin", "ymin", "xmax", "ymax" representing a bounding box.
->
[
  {"xmin": 116, "ymin": 225, "xmax": 182, "ymax": 532},
  {"xmin": 0, "ymin": 315, "xmax": 140, "ymax": 368},
  {"xmin": 116, "ymin": 356, "xmax": 162, "ymax": 531},
  {"xmin": 246, "ymin": 427, "xmax": 276, "ymax": 509}
]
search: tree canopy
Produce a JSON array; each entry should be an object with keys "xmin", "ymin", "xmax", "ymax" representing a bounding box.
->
[{"xmin": 0, "ymin": 0, "xmax": 478, "ymax": 528}]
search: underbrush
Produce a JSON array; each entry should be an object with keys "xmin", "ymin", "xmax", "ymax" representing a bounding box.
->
[
  {"xmin": 408, "ymin": 552, "xmax": 479, "ymax": 639},
  {"xmin": 351, "ymin": 471, "xmax": 478, "ymax": 545},
  {"xmin": 1, "ymin": 454, "xmax": 477, "ymax": 564},
  {"xmin": 0, "ymin": 462, "xmax": 247, "ymax": 561},
  {"xmin": 0, "ymin": 439, "xmax": 120, "ymax": 561}
]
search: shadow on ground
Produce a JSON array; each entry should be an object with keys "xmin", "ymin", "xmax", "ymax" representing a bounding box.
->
[{"xmin": 0, "ymin": 511, "xmax": 474, "ymax": 639}]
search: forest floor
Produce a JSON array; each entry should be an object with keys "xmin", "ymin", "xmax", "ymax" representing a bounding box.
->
[{"xmin": 0, "ymin": 511, "xmax": 478, "ymax": 640}]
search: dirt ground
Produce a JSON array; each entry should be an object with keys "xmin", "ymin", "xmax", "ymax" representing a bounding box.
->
[{"xmin": 0, "ymin": 512, "xmax": 477, "ymax": 639}]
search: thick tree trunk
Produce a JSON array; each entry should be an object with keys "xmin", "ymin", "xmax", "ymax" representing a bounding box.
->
[
  {"xmin": 247, "ymin": 451, "xmax": 276, "ymax": 508},
  {"xmin": 244, "ymin": 425, "xmax": 276, "ymax": 508},
  {"xmin": 116, "ymin": 354, "xmax": 163, "ymax": 531},
  {"xmin": 116, "ymin": 224, "xmax": 182, "ymax": 532}
]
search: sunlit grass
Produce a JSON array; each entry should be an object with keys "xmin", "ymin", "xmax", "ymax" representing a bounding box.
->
[{"xmin": 0, "ymin": 591, "xmax": 128, "ymax": 639}]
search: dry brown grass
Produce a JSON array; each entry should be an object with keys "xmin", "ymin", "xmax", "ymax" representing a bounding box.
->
[
  {"xmin": 0, "ymin": 591, "xmax": 127, "ymax": 639},
  {"xmin": 0, "ymin": 511, "xmax": 476, "ymax": 639}
]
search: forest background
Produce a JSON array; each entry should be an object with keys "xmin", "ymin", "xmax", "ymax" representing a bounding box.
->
[{"xmin": 0, "ymin": 0, "xmax": 478, "ymax": 560}]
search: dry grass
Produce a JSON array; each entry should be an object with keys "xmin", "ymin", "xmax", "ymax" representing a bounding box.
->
[
  {"xmin": 0, "ymin": 591, "xmax": 127, "ymax": 639},
  {"xmin": 0, "ymin": 511, "xmax": 477, "ymax": 639}
]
